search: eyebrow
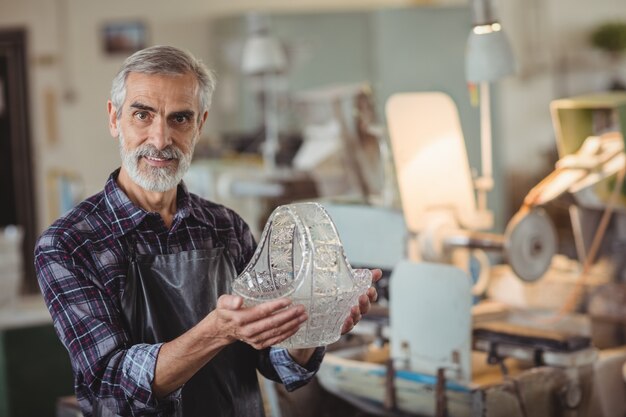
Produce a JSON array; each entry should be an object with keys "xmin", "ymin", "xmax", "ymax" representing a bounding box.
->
[
  {"xmin": 129, "ymin": 101, "xmax": 156, "ymax": 112},
  {"xmin": 170, "ymin": 110, "xmax": 196, "ymax": 120},
  {"xmin": 129, "ymin": 101, "xmax": 195, "ymax": 119}
]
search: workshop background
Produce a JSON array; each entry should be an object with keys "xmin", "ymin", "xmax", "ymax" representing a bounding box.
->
[{"xmin": 2, "ymin": 0, "xmax": 626, "ymax": 416}]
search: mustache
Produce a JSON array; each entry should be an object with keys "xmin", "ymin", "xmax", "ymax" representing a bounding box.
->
[{"xmin": 133, "ymin": 144, "xmax": 182, "ymax": 160}]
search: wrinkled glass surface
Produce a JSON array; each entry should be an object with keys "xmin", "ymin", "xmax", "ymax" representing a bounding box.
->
[{"xmin": 232, "ymin": 202, "xmax": 372, "ymax": 348}]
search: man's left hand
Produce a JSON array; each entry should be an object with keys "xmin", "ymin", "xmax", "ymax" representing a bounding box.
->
[{"xmin": 341, "ymin": 268, "xmax": 382, "ymax": 335}]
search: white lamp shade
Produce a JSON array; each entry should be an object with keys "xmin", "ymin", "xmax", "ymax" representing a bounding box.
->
[
  {"xmin": 241, "ymin": 35, "xmax": 287, "ymax": 75},
  {"xmin": 465, "ymin": 25, "xmax": 515, "ymax": 83}
]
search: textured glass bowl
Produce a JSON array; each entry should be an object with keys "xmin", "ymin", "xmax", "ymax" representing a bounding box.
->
[{"xmin": 233, "ymin": 202, "xmax": 372, "ymax": 348}]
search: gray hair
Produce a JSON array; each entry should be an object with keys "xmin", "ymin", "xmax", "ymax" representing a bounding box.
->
[{"xmin": 110, "ymin": 45, "xmax": 216, "ymax": 120}]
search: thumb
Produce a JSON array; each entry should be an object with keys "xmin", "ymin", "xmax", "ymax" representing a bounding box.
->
[{"xmin": 217, "ymin": 294, "xmax": 244, "ymax": 310}]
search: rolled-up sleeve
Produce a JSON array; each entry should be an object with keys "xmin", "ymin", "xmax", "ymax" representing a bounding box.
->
[
  {"xmin": 35, "ymin": 238, "xmax": 179, "ymax": 416},
  {"xmin": 266, "ymin": 347, "xmax": 326, "ymax": 391}
]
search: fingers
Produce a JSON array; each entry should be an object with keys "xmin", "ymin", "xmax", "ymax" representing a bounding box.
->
[
  {"xmin": 238, "ymin": 304, "xmax": 306, "ymax": 340},
  {"xmin": 340, "ymin": 276, "xmax": 380, "ymax": 336},
  {"xmin": 243, "ymin": 311, "xmax": 307, "ymax": 349},
  {"xmin": 253, "ymin": 327, "xmax": 301, "ymax": 349},
  {"xmin": 367, "ymin": 286, "xmax": 378, "ymax": 303},
  {"xmin": 341, "ymin": 305, "xmax": 361, "ymax": 335},
  {"xmin": 370, "ymin": 268, "xmax": 383, "ymax": 284},
  {"xmin": 230, "ymin": 297, "xmax": 294, "ymax": 326},
  {"xmin": 218, "ymin": 299, "xmax": 307, "ymax": 349},
  {"xmin": 341, "ymin": 316, "xmax": 355, "ymax": 335},
  {"xmin": 351, "ymin": 305, "xmax": 362, "ymax": 324},
  {"xmin": 358, "ymin": 294, "xmax": 371, "ymax": 315}
]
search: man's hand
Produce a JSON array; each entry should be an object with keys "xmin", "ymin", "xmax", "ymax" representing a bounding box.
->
[
  {"xmin": 341, "ymin": 268, "xmax": 382, "ymax": 335},
  {"xmin": 153, "ymin": 295, "xmax": 306, "ymax": 397},
  {"xmin": 212, "ymin": 295, "xmax": 308, "ymax": 349}
]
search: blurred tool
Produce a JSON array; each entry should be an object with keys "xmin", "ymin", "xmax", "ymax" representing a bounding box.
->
[{"xmin": 241, "ymin": 13, "xmax": 287, "ymax": 172}]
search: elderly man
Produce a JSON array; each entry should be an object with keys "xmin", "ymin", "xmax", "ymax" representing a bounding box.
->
[{"xmin": 35, "ymin": 45, "xmax": 380, "ymax": 417}]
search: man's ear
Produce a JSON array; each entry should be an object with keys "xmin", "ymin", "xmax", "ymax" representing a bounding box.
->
[
  {"xmin": 198, "ymin": 110, "xmax": 209, "ymax": 134},
  {"xmin": 107, "ymin": 100, "xmax": 120, "ymax": 138}
]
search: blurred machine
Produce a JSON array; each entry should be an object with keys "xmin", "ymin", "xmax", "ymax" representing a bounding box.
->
[
  {"xmin": 384, "ymin": 92, "xmax": 557, "ymax": 285},
  {"xmin": 526, "ymin": 93, "xmax": 626, "ymax": 276},
  {"xmin": 490, "ymin": 93, "xmax": 626, "ymax": 333},
  {"xmin": 317, "ymin": 92, "xmax": 626, "ymax": 417},
  {"xmin": 185, "ymin": 82, "xmax": 392, "ymax": 238},
  {"xmin": 291, "ymin": 83, "xmax": 392, "ymax": 204}
]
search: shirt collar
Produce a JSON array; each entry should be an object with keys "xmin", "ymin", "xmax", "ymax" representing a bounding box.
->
[
  {"xmin": 182, "ymin": 181, "xmax": 214, "ymax": 228},
  {"xmin": 104, "ymin": 168, "xmax": 203, "ymax": 238}
]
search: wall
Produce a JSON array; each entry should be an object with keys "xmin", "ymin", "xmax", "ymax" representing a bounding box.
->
[{"xmin": 210, "ymin": 11, "xmax": 375, "ymax": 134}]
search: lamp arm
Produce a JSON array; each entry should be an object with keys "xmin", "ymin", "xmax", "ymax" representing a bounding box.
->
[
  {"xmin": 476, "ymin": 81, "xmax": 494, "ymax": 213},
  {"xmin": 263, "ymin": 72, "xmax": 280, "ymax": 172}
]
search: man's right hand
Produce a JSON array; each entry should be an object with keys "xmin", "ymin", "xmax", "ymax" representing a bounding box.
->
[
  {"xmin": 153, "ymin": 294, "xmax": 307, "ymax": 397},
  {"xmin": 211, "ymin": 295, "xmax": 307, "ymax": 350}
]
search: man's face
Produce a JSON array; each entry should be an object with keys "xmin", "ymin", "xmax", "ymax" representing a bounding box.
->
[{"xmin": 108, "ymin": 72, "xmax": 207, "ymax": 193}]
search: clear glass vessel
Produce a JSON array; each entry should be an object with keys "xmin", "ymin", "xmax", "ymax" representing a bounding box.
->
[{"xmin": 232, "ymin": 202, "xmax": 372, "ymax": 348}]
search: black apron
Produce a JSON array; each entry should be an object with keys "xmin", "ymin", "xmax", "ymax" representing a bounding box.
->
[{"xmin": 95, "ymin": 243, "xmax": 265, "ymax": 417}]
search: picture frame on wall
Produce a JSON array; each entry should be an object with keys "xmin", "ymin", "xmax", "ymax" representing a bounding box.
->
[{"xmin": 102, "ymin": 21, "xmax": 147, "ymax": 55}]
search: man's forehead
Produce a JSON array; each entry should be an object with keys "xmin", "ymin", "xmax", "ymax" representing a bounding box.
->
[
  {"xmin": 124, "ymin": 71, "xmax": 200, "ymax": 109},
  {"xmin": 126, "ymin": 70, "xmax": 195, "ymax": 82}
]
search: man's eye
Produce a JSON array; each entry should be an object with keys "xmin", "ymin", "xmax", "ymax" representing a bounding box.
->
[
  {"xmin": 173, "ymin": 115, "xmax": 189, "ymax": 124},
  {"xmin": 134, "ymin": 111, "xmax": 150, "ymax": 121}
]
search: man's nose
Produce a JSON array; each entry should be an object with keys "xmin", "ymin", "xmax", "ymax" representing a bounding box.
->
[{"xmin": 147, "ymin": 117, "xmax": 172, "ymax": 150}]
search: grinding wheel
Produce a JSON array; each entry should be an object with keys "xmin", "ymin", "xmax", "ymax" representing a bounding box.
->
[{"xmin": 504, "ymin": 208, "xmax": 557, "ymax": 282}]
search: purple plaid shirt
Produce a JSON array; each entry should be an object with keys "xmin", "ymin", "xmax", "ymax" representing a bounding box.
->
[{"xmin": 35, "ymin": 169, "xmax": 324, "ymax": 416}]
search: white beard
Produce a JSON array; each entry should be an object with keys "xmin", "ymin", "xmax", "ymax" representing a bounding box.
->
[{"xmin": 118, "ymin": 132, "xmax": 194, "ymax": 192}]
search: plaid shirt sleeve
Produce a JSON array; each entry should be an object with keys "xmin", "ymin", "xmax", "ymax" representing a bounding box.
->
[
  {"xmin": 35, "ymin": 235, "xmax": 179, "ymax": 416},
  {"xmin": 267, "ymin": 347, "xmax": 326, "ymax": 391}
]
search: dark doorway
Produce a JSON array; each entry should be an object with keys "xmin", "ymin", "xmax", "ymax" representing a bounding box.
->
[{"xmin": 0, "ymin": 29, "xmax": 37, "ymax": 293}]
